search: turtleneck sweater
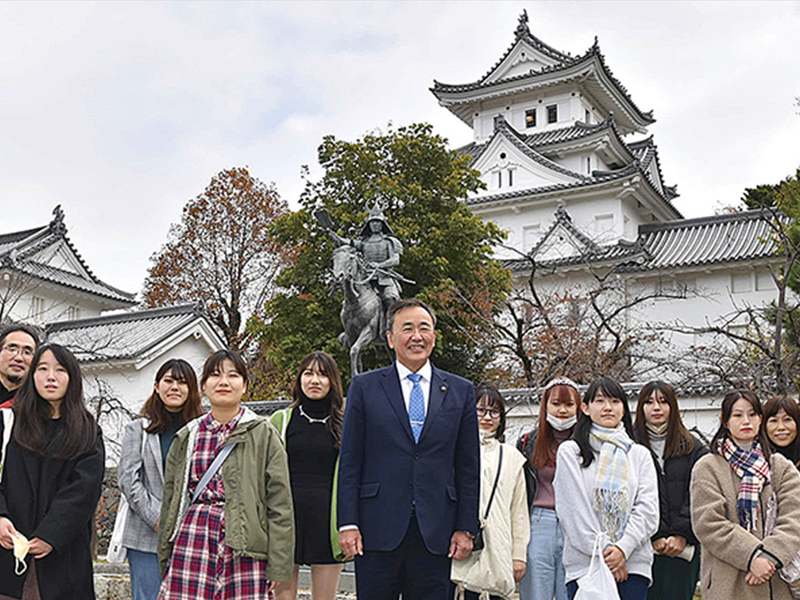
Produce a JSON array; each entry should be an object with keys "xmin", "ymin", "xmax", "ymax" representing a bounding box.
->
[
  {"xmin": 160, "ymin": 410, "xmax": 185, "ymax": 468},
  {"xmin": 533, "ymin": 427, "xmax": 572, "ymax": 509},
  {"xmin": 649, "ymin": 432, "xmax": 667, "ymax": 469}
]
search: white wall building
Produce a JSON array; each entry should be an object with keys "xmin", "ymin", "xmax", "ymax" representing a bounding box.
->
[
  {"xmin": 432, "ymin": 11, "xmax": 787, "ymax": 437},
  {"xmin": 0, "ymin": 207, "xmax": 225, "ymax": 461}
]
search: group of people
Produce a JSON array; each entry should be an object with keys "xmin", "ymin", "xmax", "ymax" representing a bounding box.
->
[{"xmin": 3, "ymin": 298, "xmax": 800, "ymax": 600}]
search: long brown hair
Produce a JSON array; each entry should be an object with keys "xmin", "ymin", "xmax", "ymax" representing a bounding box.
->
[
  {"xmin": 141, "ymin": 358, "xmax": 203, "ymax": 434},
  {"xmin": 531, "ymin": 382, "xmax": 581, "ymax": 469},
  {"xmin": 13, "ymin": 344, "xmax": 97, "ymax": 460},
  {"xmin": 289, "ymin": 352, "xmax": 345, "ymax": 449},
  {"xmin": 633, "ymin": 381, "xmax": 694, "ymax": 459}
]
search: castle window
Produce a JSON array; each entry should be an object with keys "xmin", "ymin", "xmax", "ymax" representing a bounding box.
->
[
  {"xmin": 586, "ymin": 157, "xmax": 591, "ymax": 174},
  {"xmin": 66, "ymin": 306, "xmax": 80, "ymax": 321},
  {"xmin": 29, "ymin": 297, "xmax": 45, "ymax": 321},
  {"xmin": 525, "ymin": 109, "xmax": 536, "ymax": 128},
  {"xmin": 547, "ymin": 104, "xmax": 558, "ymax": 124},
  {"xmin": 508, "ymin": 169, "xmax": 514, "ymax": 186},
  {"xmin": 497, "ymin": 172, "xmax": 503, "ymax": 188},
  {"xmin": 731, "ymin": 273, "xmax": 753, "ymax": 294},
  {"xmin": 585, "ymin": 109, "xmax": 591, "ymax": 123}
]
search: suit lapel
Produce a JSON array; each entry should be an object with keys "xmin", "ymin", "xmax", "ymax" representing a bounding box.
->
[
  {"xmin": 380, "ymin": 365, "xmax": 415, "ymax": 442},
  {"xmin": 420, "ymin": 366, "xmax": 447, "ymax": 444}
]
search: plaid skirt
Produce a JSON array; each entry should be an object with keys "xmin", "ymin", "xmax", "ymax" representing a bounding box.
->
[{"xmin": 158, "ymin": 411, "xmax": 273, "ymax": 600}]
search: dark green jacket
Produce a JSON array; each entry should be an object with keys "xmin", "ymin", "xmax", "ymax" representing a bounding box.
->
[
  {"xmin": 158, "ymin": 408, "xmax": 294, "ymax": 582},
  {"xmin": 269, "ymin": 407, "xmax": 348, "ymax": 562}
]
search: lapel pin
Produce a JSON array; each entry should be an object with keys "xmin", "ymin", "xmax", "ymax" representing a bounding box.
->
[{"xmin": 441, "ymin": 386, "xmax": 447, "ymax": 392}]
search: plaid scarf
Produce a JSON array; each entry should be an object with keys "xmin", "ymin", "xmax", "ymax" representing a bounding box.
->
[
  {"xmin": 719, "ymin": 437, "xmax": 771, "ymax": 532},
  {"xmin": 589, "ymin": 423, "xmax": 633, "ymax": 542}
]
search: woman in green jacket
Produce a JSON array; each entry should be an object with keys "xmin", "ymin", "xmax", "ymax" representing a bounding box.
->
[
  {"xmin": 271, "ymin": 351, "xmax": 346, "ymax": 600},
  {"xmin": 157, "ymin": 350, "xmax": 294, "ymax": 599}
]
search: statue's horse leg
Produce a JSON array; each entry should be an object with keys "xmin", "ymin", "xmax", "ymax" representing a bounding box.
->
[{"xmin": 350, "ymin": 324, "xmax": 374, "ymax": 378}]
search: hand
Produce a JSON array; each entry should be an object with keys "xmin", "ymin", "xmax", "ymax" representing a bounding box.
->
[
  {"xmin": 663, "ymin": 535, "xmax": 687, "ymax": 557},
  {"xmin": 613, "ymin": 564, "xmax": 629, "ymax": 582},
  {"xmin": 0, "ymin": 517, "xmax": 17, "ymax": 550},
  {"xmin": 513, "ymin": 560, "xmax": 526, "ymax": 582},
  {"xmin": 652, "ymin": 537, "xmax": 667, "ymax": 555},
  {"xmin": 449, "ymin": 531, "xmax": 473, "ymax": 560},
  {"xmin": 603, "ymin": 545, "xmax": 627, "ymax": 580},
  {"xmin": 338, "ymin": 529, "xmax": 363, "ymax": 559},
  {"xmin": 748, "ymin": 556, "xmax": 776, "ymax": 584},
  {"xmin": 28, "ymin": 538, "xmax": 53, "ymax": 559},
  {"xmin": 266, "ymin": 581, "xmax": 277, "ymax": 593}
]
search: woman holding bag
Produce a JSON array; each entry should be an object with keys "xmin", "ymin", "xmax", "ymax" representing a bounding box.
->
[
  {"xmin": 691, "ymin": 390, "xmax": 800, "ymax": 600},
  {"xmin": 117, "ymin": 358, "xmax": 203, "ymax": 600},
  {"xmin": 554, "ymin": 376, "xmax": 658, "ymax": 600},
  {"xmin": 451, "ymin": 385, "xmax": 529, "ymax": 600}
]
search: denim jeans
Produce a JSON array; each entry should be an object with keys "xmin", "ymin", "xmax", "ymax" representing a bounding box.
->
[
  {"xmin": 127, "ymin": 548, "xmax": 161, "ymax": 600},
  {"xmin": 519, "ymin": 506, "xmax": 568, "ymax": 600}
]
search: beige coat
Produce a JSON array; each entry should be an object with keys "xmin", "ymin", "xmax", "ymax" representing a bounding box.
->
[{"xmin": 691, "ymin": 451, "xmax": 800, "ymax": 600}]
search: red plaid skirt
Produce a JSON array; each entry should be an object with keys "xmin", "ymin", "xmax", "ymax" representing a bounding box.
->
[{"xmin": 158, "ymin": 412, "xmax": 273, "ymax": 600}]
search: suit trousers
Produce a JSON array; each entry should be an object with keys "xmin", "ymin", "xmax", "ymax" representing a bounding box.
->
[{"xmin": 354, "ymin": 512, "xmax": 451, "ymax": 600}]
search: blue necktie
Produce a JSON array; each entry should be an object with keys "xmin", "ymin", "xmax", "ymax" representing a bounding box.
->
[{"xmin": 407, "ymin": 372, "xmax": 425, "ymax": 443}]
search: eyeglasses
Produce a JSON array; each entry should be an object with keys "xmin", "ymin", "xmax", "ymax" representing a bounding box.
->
[
  {"xmin": 1, "ymin": 344, "xmax": 35, "ymax": 359},
  {"xmin": 476, "ymin": 407, "xmax": 501, "ymax": 419}
]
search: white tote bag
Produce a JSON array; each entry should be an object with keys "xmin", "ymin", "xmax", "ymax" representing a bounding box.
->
[
  {"xmin": 106, "ymin": 495, "xmax": 129, "ymax": 564},
  {"xmin": 574, "ymin": 535, "xmax": 621, "ymax": 600},
  {"xmin": 107, "ymin": 421, "xmax": 148, "ymax": 564}
]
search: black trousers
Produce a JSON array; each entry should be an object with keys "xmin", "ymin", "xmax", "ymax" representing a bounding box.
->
[{"xmin": 354, "ymin": 513, "xmax": 451, "ymax": 600}]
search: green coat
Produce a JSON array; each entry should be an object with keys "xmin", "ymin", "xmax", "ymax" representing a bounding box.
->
[
  {"xmin": 158, "ymin": 408, "xmax": 294, "ymax": 582},
  {"xmin": 269, "ymin": 407, "xmax": 348, "ymax": 562}
]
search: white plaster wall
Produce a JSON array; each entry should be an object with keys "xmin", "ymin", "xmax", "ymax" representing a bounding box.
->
[{"xmin": 82, "ymin": 336, "xmax": 214, "ymax": 465}]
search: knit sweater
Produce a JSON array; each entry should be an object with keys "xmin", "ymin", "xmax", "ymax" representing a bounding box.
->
[{"xmin": 554, "ymin": 439, "xmax": 659, "ymax": 584}]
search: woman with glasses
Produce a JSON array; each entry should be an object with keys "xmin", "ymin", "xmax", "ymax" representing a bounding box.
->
[{"xmin": 451, "ymin": 385, "xmax": 529, "ymax": 600}]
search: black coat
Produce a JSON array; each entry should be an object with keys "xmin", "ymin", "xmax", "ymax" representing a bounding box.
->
[
  {"xmin": 517, "ymin": 429, "xmax": 538, "ymax": 508},
  {"xmin": 0, "ymin": 418, "xmax": 105, "ymax": 600},
  {"xmin": 652, "ymin": 434, "xmax": 708, "ymax": 545}
]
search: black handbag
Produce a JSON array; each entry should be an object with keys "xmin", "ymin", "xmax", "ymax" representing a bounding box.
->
[{"xmin": 472, "ymin": 445, "xmax": 503, "ymax": 551}]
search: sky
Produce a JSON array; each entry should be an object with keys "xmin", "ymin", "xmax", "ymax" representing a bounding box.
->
[{"xmin": 1, "ymin": 1, "xmax": 799, "ymax": 297}]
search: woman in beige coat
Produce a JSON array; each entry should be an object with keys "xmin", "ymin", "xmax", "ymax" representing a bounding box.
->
[{"xmin": 691, "ymin": 390, "xmax": 800, "ymax": 600}]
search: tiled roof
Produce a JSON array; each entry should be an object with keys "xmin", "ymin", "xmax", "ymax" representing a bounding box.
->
[
  {"xmin": 622, "ymin": 209, "xmax": 779, "ymax": 273},
  {"xmin": 506, "ymin": 209, "xmax": 779, "ymax": 274},
  {"xmin": 432, "ymin": 40, "xmax": 655, "ymax": 128},
  {"xmin": 0, "ymin": 207, "xmax": 135, "ymax": 305},
  {"xmin": 46, "ymin": 304, "xmax": 211, "ymax": 362}
]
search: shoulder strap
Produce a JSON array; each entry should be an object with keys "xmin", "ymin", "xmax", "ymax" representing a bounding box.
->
[
  {"xmin": 0, "ymin": 409, "xmax": 15, "ymax": 480},
  {"xmin": 483, "ymin": 445, "xmax": 503, "ymax": 520},
  {"xmin": 192, "ymin": 442, "xmax": 238, "ymax": 504}
]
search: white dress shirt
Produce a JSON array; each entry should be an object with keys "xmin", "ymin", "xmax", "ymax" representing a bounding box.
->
[{"xmin": 395, "ymin": 360, "xmax": 432, "ymax": 416}]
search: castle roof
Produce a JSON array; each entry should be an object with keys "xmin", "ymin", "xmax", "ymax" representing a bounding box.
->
[
  {"xmin": 0, "ymin": 207, "xmax": 135, "ymax": 305},
  {"xmin": 431, "ymin": 12, "xmax": 655, "ymax": 135},
  {"xmin": 47, "ymin": 303, "xmax": 224, "ymax": 363}
]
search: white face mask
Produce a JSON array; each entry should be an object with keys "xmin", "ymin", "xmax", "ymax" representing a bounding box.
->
[
  {"xmin": 546, "ymin": 413, "xmax": 577, "ymax": 432},
  {"xmin": 13, "ymin": 532, "xmax": 29, "ymax": 576}
]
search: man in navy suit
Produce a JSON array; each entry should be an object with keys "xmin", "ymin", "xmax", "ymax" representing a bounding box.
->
[{"xmin": 338, "ymin": 298, "xmax": 480, "ymax": 600}]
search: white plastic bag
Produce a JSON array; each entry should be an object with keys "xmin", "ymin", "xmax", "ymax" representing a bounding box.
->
[
  {"xmin": 106, "ymin": 494, "xmax": 129, "ymax": 564},
  {"xmin": 574, "ymin": 535, "xmax": 621, "ymax": 600}
]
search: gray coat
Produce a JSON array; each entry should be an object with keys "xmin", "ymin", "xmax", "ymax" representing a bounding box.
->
[{"xmin": 118, "ymin": 419, "xmax": 164, "ymax": 553}]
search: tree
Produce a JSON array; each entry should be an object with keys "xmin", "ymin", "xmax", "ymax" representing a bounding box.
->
[
  {"xmin": 258, "ymin": 124, "xmax": 510, "ymax": 383},
  {"xmin": 674, "ymin": 169, "xmax": 800, "ymax": 395},
  {"xmin": 143, "ymin": 167, "xmax": 293, "ymax": 353}
]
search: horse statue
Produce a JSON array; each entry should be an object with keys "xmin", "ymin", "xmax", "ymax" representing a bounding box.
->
[{"xmin": 331, "ymin": 244, "xmax": 386, "ymax": 377}]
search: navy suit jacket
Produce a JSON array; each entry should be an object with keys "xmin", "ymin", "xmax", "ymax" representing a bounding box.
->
[{"xmin": 337, "ymin": 363, "xmax": 480, "ymax": 555}]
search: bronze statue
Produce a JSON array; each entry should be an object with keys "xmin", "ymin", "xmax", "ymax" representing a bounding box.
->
[{"xmin": 315, "ymin": 200, "xmax": 414, "ymax": 376}]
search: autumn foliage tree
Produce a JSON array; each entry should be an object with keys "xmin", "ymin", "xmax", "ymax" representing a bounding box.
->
[{"xmin": 143, "ymin": 167, "xmax": 293, "ymax": 353}]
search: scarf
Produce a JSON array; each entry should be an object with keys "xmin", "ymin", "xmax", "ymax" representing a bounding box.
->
[
  {"xmin": 589, "ymin": 423, "xmax": 633, "ymax": 542},
  {"xmin": 645, "ymin": 421, "xmax": 668, "ymax": 436},
  {"xmin": 719, "ymin": 437, "xmax": 770, "ymax": 531}
]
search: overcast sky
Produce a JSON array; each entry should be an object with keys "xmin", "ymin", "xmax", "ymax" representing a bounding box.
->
[{"xmin": 2, "ymin": 1, "xmax": 799, "ymax": 296}]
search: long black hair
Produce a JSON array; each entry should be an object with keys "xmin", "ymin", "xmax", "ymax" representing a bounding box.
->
[
  {"xmin": 289, "ymin": 351, "xmax": 345, "ymax": 449},
  {"xmin": 13, "ymin": 344, "xmax": 97, "ymax": 460},
  {"xmin": 709, "ymin": 390, "xmax": 771, "ymax": 460},
  {"xmin": 573, "ymin": 376, "xmax": 634, "ymax": 468}
]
